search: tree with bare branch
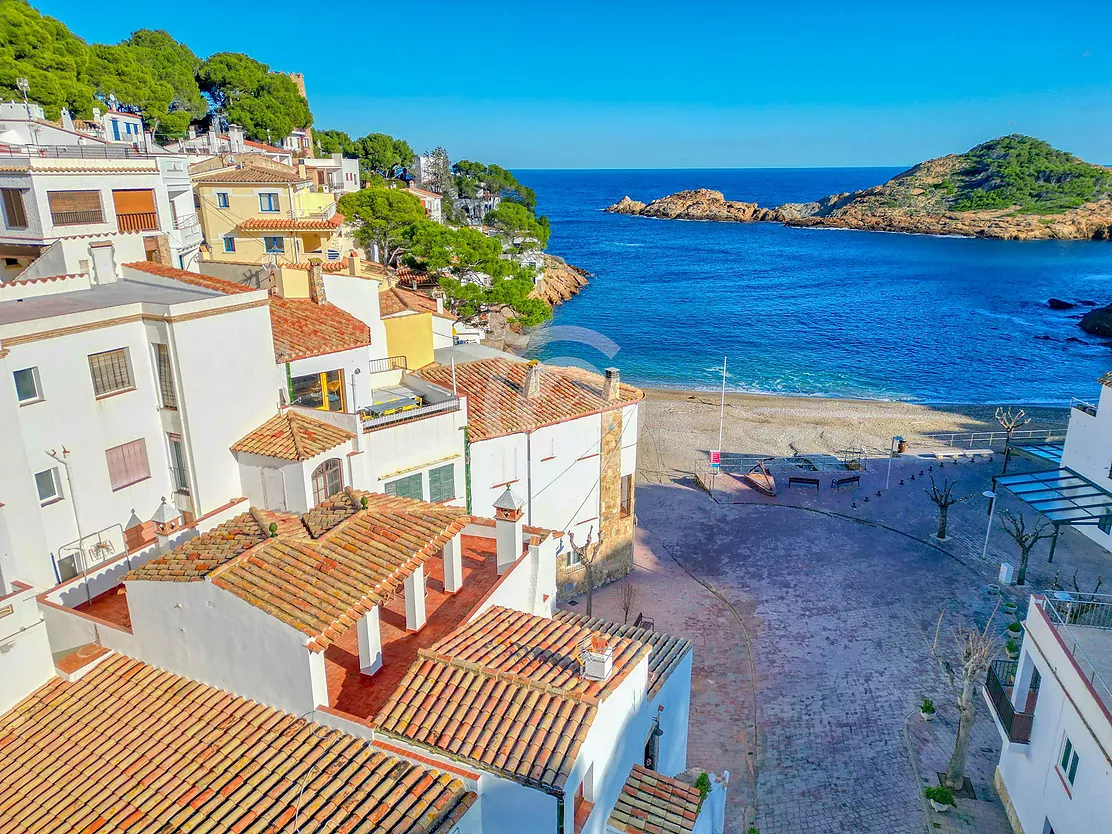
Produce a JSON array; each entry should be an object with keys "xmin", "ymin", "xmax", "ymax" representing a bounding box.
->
[
  {"xmin": 995, "ymin": 407, "xmax": 1031, "ymax": 474},
  {"xmin": 924, "ymin": 476, "xmax": 974, "ymax": 541},
  {"xmin": 928, "ymin": 606, "xmax": 1002, "ymax": 790},
  {"xmin": 568, "ymin": 527, "xmax": 602, "ymax": 616},
  {"xmin": 616, "ymin": 580, "xmax": 638, "ymax": 624},
  {"xmin": 999, "ymin": 510, "xmax": 1056, "ymax": 585}
]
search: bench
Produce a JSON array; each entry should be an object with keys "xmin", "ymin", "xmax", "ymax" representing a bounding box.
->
[
  {"xmin": 832, "ymin": 474, "xmax": 861, "ymax": 490},
  {"xmin": 929, "ymin": 449, "xmax": 964, "ymax": 460},
  {"xmin": 964, "ymin": 448, "xmax": 994, "ymax": 460},
  {"xmin": 634, "ymin": 612, "xmax": 655, "ymax": 632},
  {"xmin": 788, "ymin": 476, "xmax": 820, "ymax": 490}
]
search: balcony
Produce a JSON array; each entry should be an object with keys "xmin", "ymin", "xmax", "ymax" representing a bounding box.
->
[
  {"xmin": 1071, "ymin": 397, "xmax": 1098, "ymax": 417},
  {"xmin": 985, "ymin": 659, "xmax": 1036, "ymax": 744},
  {"xmin": 1038, "ymin": 592, "xmax": 1112, "ymax": 711},
  {"xmin": 117, "ymin": 211, "xmax": 159, "ymax": 232},
  {"xmin": 360, "ymin": 394, "xmax": 461, "ymax": 431},
  {"xmin": 50, "ymin": 209, "xmax": 105, "ymax": 227},
  {"xmin": 171, "ymin": 213, "xmax": 203, "ymax": 249}
]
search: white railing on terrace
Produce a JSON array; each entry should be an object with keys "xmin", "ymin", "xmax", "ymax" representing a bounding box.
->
[
  {"xmin": 366, "ymin": 355, "xmax": 408, "ymax": 374},
  {"xmin": 912, "ymin": 427, "xmax": 1068, "ymax": 449},
  {"xmin": 360, "ymin": 396, "xmax": 460, "ymax": 431},
  {"xmin": 0, "ymin": 144, "xmax": 156, "ymax": 160},
  {"xmin": 1071, "ymin": 398, "xmax": 1098, "ymax": 417},
  {"xmin": 1038, "ymin": 592, "xmax": 1112, "ymax": 709},
  {"xmin": 173, "ymin": 212, "xmax": 199, "ymax": 230}
]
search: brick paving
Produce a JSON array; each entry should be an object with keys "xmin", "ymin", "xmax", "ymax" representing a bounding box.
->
[
  {"xmin": 574, "ymin": 454, "xmax": 1108, "ymax": 834},
  {"xmin": 74, "ymin": 585, "xmax": 132, "ymax": 630}
]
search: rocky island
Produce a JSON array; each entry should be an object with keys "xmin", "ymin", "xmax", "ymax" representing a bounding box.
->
[{"xmin": 607, "ymin": 135, "xmax": 1112, "ymax": 241}]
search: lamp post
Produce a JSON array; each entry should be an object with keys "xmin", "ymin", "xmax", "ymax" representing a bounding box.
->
[
  {"xmin": 885, "ymin": 436, "xmax": 903, "ymax": 490},
  {"xmin": 16, "ymin": 77, "xmax": 35, "ymax": 146},
  {"xmin": 981, "ymin": 490, "xmax": 997, "ymax": 561}
]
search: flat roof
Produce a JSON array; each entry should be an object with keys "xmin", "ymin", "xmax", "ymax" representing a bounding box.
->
[
  {"xmin": 995, "ymin": 467, "xmax": 1112, "ymax": 526},
  {"xmin": 0, "ymin": 274, "xmax": 228, "ymax": 326},
  {"xmin": 1013, "ymin": 442, "xmax": 1065, "ymax": 466}
]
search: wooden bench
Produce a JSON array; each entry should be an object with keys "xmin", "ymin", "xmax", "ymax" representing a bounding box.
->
[
  {"xmin": 634, "ymin": 612, "xmax": 655, "ymax": 631},
  {"xmin": 788, "ymin": 476, "xmax": 820, "ymax": 490},
  {"xmin": 832, "ymin": 474, "xmax": 861, "ymax": 490}
]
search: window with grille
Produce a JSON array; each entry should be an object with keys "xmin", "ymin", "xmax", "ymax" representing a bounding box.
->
[
  {"xmin": 1, "ymin": 188, "xmax": 27, "ymax": 229},
  {"xmin": 428, "ymin": 464, "xmax": 455, "ymax": 503},
  {"xmin": 88, "ymin": 348, "xmax": 133, "ymax": 397},
  {"xmin": 312, "ymin": 458, "xmax": 344, "ymax": 505},
  {"xmin": 153, "ymin": 344, "xmax": 176, "ymax": 409},
  {"xmin": 47, "ymin": 190, "xmax": 104, "ymax": 226},
  {"xmin": 106, "ymin": 439, "xmax": 150, "ymax": 491},
  {"xmin": 168, "ymin": 434, "xmax": 189, "ymax": 493},
  {"xmin": 385, "ymin": 472, "xmax": 423, "ymax": 501}
]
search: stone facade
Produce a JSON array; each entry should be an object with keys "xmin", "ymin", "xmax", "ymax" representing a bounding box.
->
[{"xmin": 555, "ymin": 407, "xmax": 635, "ymax": 597}]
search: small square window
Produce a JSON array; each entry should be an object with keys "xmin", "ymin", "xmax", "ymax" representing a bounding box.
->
[
  {"xmin": 264, "ymin": 236, "xmax": 285, "ymax": 254},
  {"xmin": 222, "ymin": 235, "xmax": 236, "ymax": 253},
  {"xmin": 13, "ymin": 367, "xmax": 42, "ymax": 403},
  {"xmin": 259, "ymin": 193, "xmax": 280, "ymax": 212},
  {"xmin": 216, "ymin": 192, "xmax": 230, "ymax": 209},
  {"xmin": 35, "ymin": 468, "xmax": 61, "ymax": 503}
]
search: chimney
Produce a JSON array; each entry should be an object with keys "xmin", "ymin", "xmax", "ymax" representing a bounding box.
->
[
  {"xmin": 297, "ymin": 161, "xmax": 307, "ymax": 181},
  {"xmin": 206, "ymin": 127, "xmax": 219, "ymax": 153},
  {"xmin": 523, "ymin": 360, "xmax": 542, "ymax": 399},
  {"xmin": 603, "ymin": 367, "xmax": 621, "ymax": 401},
  {"xmin": 581, "ymin": 634, "xmax": 614, "ymax": 682},
  {"xmin": 88, "ymin": 241, "xmax": 118, "ymax": 285},
  {"xmin": 60, "ymin": 108, "xmax": 75, "ymax": 132},
  {"xmin": 187, "ymin": 124, "xmax": 197, "ymax": 140},
  {"xmin": 493, "ymin": 486, "xmax": 525, "ymax": 574},
  {"xmin": 92, "ymin": 107, "xmax": 102, "ymax": 124},
  {"xmin": 435, "ymin": 290, "xmax": 445, "ymax": 315},
  {"xmin": 227, "ymin": 124, "xmax": 245, "ymax": 153},
  {"xmin": 347, "ymin": 253, "xmax": 361, "ymax": 276},
  {"xmin": 307, "ymin": 262, "xmax": 327, "ymax": 305}
]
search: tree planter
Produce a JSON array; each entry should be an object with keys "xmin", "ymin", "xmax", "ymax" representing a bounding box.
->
[
  {"xmin": 1003, "ymin": 601, "xmax": 1018, "ymax": 614},
  {"xmin": 921, "ymin": 711, "xmax": 936, "ymax": 722},
  {"xmin": 930, "ymin": 800, "xmax": 952, "ymax": 813}
]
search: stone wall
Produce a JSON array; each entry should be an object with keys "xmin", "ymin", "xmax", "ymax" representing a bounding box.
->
[{"xmin": 556, "ymin": 408, "xmax": 635, "ymax": 598}]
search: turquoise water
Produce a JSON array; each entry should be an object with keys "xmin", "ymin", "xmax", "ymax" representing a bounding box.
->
[{"xmin": 516, "ymin": 168, "xmax": 1112, "ymax": 403}]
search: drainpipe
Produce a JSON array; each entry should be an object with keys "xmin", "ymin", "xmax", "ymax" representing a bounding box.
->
[
  {"xmin": 555, "ymin": 793, "xmax": 565, "ymax": 834},
  {"xmin": 461, "ymin": 425, "xmax": 472, "ymax": 513},
  {"xmin": 526, "ymin": 431, "xmax": 533, "ymax": 527}
]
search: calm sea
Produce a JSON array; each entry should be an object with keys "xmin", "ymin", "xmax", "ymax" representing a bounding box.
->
[{"xmin": 515, "ymin": 168, "xmax": 1112, "ymax": 404}]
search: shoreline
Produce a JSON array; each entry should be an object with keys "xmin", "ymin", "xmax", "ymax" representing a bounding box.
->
[{"xmin": 639, "ymin": 383, "xmax": 1076, "ymax": 409}]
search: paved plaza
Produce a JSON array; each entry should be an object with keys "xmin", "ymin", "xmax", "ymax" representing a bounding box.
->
[{"xmin": 569, "ymin": 452, "xmax": 1108, "ymax": 833}]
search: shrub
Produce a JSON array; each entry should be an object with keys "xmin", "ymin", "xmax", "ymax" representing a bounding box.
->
[
  {"xmin": 694, "ymin": 772, "xmax": 711, "ymax": 810},
  {"xmin": 920, "ymin": 697, "xmax": 936, "ymax": 715},
  {"xmin": 925, "ymin": 786, "xmax": 955, "ymax": 806},
  {"xmin": 1005, "ymin": 639, "xmax": 1019, "ymax": 654},
  {"xmin": 1007, "ymin": 622, "xmax": 1022, "ymax": 634}
]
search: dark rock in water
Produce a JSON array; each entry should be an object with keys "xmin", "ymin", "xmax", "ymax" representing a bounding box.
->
[
  {"xmin": 1080, "ymin": 304, "xmax": 1112, "ymax": 338},
  {"xmin": 1048, "ymin": 298, "xmax": 1076, "ymax": 310},
  {"xmin": 1078, "ymin": 299, "xmax": 1098, "ymax": 306},
  {"xmin": 1034, "ymin": 334, "xmax": 1057, "ymax": 341},
  {"xmin": 1066, "ymin": 337, "xmax": 1085, "ymax": 343}
]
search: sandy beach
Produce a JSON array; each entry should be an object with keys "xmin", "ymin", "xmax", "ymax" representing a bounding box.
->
[{"xmin": 637, "ymin": 387, "xmax": 1069, "ymax": 482}]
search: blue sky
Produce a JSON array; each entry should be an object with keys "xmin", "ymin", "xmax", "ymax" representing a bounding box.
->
[{"xmin": 34, "ymin": 0, "xmax": 1112, "ymax": 169}]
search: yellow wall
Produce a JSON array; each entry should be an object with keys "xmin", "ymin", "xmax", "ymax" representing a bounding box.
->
[{"xmin": 383, "ymin": 313, "xmax": 435, "ymax": 369}]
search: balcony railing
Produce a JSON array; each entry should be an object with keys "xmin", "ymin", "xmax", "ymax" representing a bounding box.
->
[
  {"xmin": 367, "ymin": 355, "xmax": 408, "ymax": 375},
  {"xmin": 117, "ymin": 211, "xmax": 159, "ymax": 232},
  {"xmin": 1071, "ymin": 398, "xmax": 1098, "ymax": 417},
  {"xmin": 173, "ymin": 213, "xmax": 199, "ymax": 231},
  {"xmin": 985, "ymin": 659, "xmax": 1034, "ymax": 744},
  {"xmin": 1, "ymin": 144, "xmax": 155, "ymax": 160},
  {"xmin": 51, "ymin": 209, "xmax": 105, "ymax": 226},
  {"xmin": 361, "ymin": 396, "xmax": 460, "ymax": 431},
  {"xmin": 1039, "ymin": 593, "xmax": 1112, "ymax": 708}
]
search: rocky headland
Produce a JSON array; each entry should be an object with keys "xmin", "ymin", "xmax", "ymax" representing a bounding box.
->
[
  {"xmin": 607, "ymin": 135, "xmax": 1112, "ymax": 242},
  {"xmin": 532, "ymin": 254, "xmax": 589, "ymax": 306}
]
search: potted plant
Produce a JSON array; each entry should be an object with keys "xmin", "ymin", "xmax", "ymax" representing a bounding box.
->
[
  {"xmin": 925, "ymin": 786, "xmax": 955, "ymax": 812},
  {"xmin": 1003, "ymin": 600, "xmax": 1018, "ymax": 615},
  {"xmin": 1005, "ymin": 639, "xmax": 1020, "ymax": 660},
  {"xmin": 1007, "ymin": 622, "xmax": 1023, "ymax": 639},
  {"xmin": 920, "ymin": 697, "xmax": 936, "ymax": 721}
]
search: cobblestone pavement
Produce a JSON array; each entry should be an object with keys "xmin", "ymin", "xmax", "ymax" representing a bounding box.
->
[{"xmin": 573, "ymin": 455, "xmax": 1107, "ymax": 834}]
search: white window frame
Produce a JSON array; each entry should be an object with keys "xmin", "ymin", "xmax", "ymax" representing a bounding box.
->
[
  {"xmin": 34, "ymin": 467, "xmax": 61, "ymax": 504},
  {"xmin": 13, "ymin": 366, "xmax": 43, "ymax": 404}
]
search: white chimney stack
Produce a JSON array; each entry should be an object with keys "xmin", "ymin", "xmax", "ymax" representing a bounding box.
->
[
  {"xmin": 227, "ymin": 124, "xmax": 245, "ymax": 153},
  {"xmin": 493, "ymin": 486, "xmax": 525, "ymax": 574},
  {"xmin": 581, "ymin": 634, "xmax": 614, "ymax": 682}
]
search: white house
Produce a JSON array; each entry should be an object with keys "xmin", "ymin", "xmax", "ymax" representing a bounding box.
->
[
  {"xmin": 408, "ymin": 183, "xmax": 444, "ymax": 223},
  {"xmin": 417, "ymin": 353, "xmax": 643, "ymax": 595},
  {"xmin": 985, "ymin": 592, "xmax": 1112, "ymax": 834},
  {"xmin": 304, "ymin": 153, "xmax": 361, "ymax": 194},
  {"xmin": 0, "ymin": 249, "xmax": 276, "ymax": 593},
  {"xmin": 164, "ymin": 124, "xmax": 295, "ymax": 166}
]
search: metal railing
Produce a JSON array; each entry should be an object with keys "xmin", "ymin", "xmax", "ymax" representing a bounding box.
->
[
  {"xmin": 914, "ymin": 427, "xmax": 1068, "ymax": 449},
  {"xmin": 361, "ymin": 396, "xmax": 460, "ymax": 431},
  {"xmin": 117, "ymin": 211, "xmax": 158, "ymax": 232},
  {"xmin": 170, "ymin": 466, "xmax": 190, "ymax": 495},
  {"xmin": 0, "ymin": 143, "xmax": 155, "ymax": 160},
  {"xmin": 366, "ymin": 355, "xmax": 408, "ymax": 375},
  {"xmin": 1038, "ymin": 593, "xmax": 1112, "ymax": 709},
  {"xmin": 985, "ymin": 659, "xmax": 1033, "ymax": 743},
  {"xmin": 173, "ymin": 213, "xmax": 200, "ymax": 230},
  {"xmin": 51, "ymin": 209, "xmax": 105, "ymax": 226},
  {"xmin": 1071, "ymin": 398, "xmax": 1098, "ymax": 417}
]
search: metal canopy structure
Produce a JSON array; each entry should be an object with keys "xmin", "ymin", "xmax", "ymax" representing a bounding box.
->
[
  {"xmin": 1012, "ymin": 442, "xmax": 1065, "ymax": 466},
  {"xmin": 993, "ymin": 468, "xmax": 1112, "ymax": 527}
]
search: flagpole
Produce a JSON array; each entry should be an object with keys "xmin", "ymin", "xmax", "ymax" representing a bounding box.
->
[{"xmin": 717, "ymin": 356, "xmax": 727, "ymax": 456}]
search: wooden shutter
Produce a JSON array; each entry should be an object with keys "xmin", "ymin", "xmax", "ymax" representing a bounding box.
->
[
  {"xmin": 1, "ymin": 189, "xmax": 27, "ymax": 229},
  {"xmin": 88, "ymin": 348, "xmax": 132, "ymax": 396},
  {"xmin": 106, "ymin": 439, "xmax": 150, "ymax": 490},
  {"xmin": 155, "ymin": 344, "xmax": 176, "ymax": 408},
  {"xmin": 428, "ymin": 465, "xmax": 455, "ymax": 503},
  {"xmin": 111, "ymin": 189, "xmax": 156, "ymax": 214},
  {"xmin": 48, "ymin": 191, "xmax": 101, "ymax": 213}
]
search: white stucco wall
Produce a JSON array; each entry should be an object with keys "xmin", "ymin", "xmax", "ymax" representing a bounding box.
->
[
  {"xmin": 995, "ymin": 600, "xmax": 1112, "ymax": 834},
  {"xmin": 285, "ymin": 346, "xmax": 376, "ymax": 412},
  {"xmin": 477, "ymin": 772, "xmax": 557, "ymax": 834},
  {"xmin": 126, "ymin": 579, "xmax": 323, "ymax": 716},
  {"xmin": 0, "ymin": 584, "xmax": 55, "ymax": 713},
  {"xmin": 1060, "ymin": 384, "xmax": 1112, "ymax": 553},
  {"xmin": 652, "ymin": 649, "xmax": 694, "ymax": 778},
  {"xmin": 320, "ymin": 273, "xmax": 387, "ymax": 358}
]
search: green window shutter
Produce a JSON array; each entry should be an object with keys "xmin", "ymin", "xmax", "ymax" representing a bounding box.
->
[
  {"xmin": 428, "ymin": 464, "xmax": 455, "ymax": 503},
  {"xmin": 386, "ymin": 472, "xmax": 423, "ymax": 501}
]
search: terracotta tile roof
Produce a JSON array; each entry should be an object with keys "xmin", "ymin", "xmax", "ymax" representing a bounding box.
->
[
  {"xmin": 1099, "ymin": 371, "xmax": 1112, "ymax": 387},
  {"xmin": 126, "ymin": 491, "xmax": 470, "ymax": 651},
  {"xmin": 416, "ymin": 358, "xmax": 643, "ymax": 441},
  {"xmin": 0, "ymin": 654, "xmax": 476, "ymax": 834},
  {"xmin": 379, "ymin": 286, "xmax": 451, "ymax": 319},
  {"xmin": 554, "ymin": 611, "xmax": 692, "ymax": 697},
  {"xmin": 373, "ymin": 606, "xmax": 651, "ymax": 790},
  {"xmin": 123, "ymin": 261, "xmax": 372, "ymax": 363},
  {"xmin": 239, "ymin": 214, "xmax": 344, "ymax": 232},
  {"xmin": 408, "ymin": 186, "xmax": 442, "ymax": 199},
  {"xmin": 196, "ymin": 164, "xmax": 307, "ymax": 184},
  {"xmin": 231, "ymin": 410, "xmax": 355, "ymax": 460},
  {"xmin": 244, "ymin": 138, "xmax": 289, "ymax": 154},
  {"xmin": 269, "ymin": 293, "xmax": 372, "ymax": 362},
  {"xmin": 608, "ymin": 765, "xmax": 702, "ymax": 834},
  {"xmin": 282, "ymin": 259, "xmax": 350, "ymax": 272}
]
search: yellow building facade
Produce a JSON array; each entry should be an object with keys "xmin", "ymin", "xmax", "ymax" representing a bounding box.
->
[{"xmin": 378, "ymin": 286, "xmax": 454, "ymax": 369}]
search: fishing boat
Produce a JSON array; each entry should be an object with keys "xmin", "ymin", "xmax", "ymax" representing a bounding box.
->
[{"xmin": 739, "ymin": 460, "xmax": 777, "ymax": 496}]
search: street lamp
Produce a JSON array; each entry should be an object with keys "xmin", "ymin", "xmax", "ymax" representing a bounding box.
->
[
  {"xmin": 981, "ymin": 490, "xmax": 998, "ymax": 561},
  {"xmin": 885, "ymin": 435, "xmax": 904, "ymax": 489}
]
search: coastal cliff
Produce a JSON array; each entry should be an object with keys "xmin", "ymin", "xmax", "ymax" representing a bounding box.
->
[
  {"xmin": 532, "ymin": 254, "xmax": 589, "ymax": 305},
  {"xmin": 606, "ymin": 135, "xmax": 1112, "ymax": 241}
]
